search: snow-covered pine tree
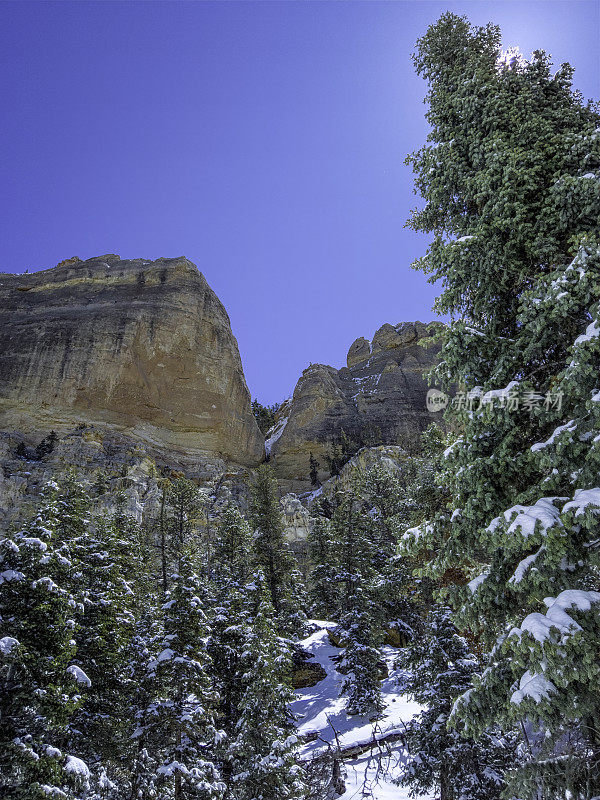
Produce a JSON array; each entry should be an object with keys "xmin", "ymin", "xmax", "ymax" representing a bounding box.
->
[
  {"xmin": 67, "ymin": 510, "xmax": 139, "ymax": 778},
  {"xmin": 399, "ymin": 605, "xmax": 515, "ymax": 800},
  {"xmin": 0, "ymin": 483, "xmax": 90, "ymax": 799},
  {"xmin": 358, "ymin": 462, "xmax": 427, "ymax": 646},
  {"xmin": 248, "ymin": 464, "xmax": 292, "ymax": 616},
  {"xmin": 228, "ymin": 578, "xmax": 305, "ymax": 800},
  {"xmin": 148, "ymin": 550, "xmax": 224, "ymax": 800},
  {"xmin": 212, "ymin": 504, "xmax": 253, "ymax": 591},
  {"xmin": 208, "ymin": 506, "xmax": 255, "ymax": 759},
  {"xmin": 307, "ymin": 515, "xmax": 337, "ymax": 619},
  {"xmin": 248, "ymin": 465, "xmax": 307, "ymax": 636},
  {"xmin": 53, "ymin": 472, "xmax": 92, "ymax": 553},
  {"xmin": 127, "ymin": 603, "xmax": 163, "ymax": 800},
  {"xmin": 327, "ymin": 479, "xmax": 385, "ymax": 716},
  {"xmin": 338, "ymin": 590, "xmax": 384, "ymax": 717},
  {"xmin": 163, "ymin": 477, "xmax": 202, "ymax": 574},
  {"xmin": 208, "ymin": 585, "xmax": 253, "ymax": 793},
  {"xmin": 403, "ymin": 12, "xmax": 600, "ymax": 797}
]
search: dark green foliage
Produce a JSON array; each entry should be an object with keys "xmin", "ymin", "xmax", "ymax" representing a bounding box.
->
[
  {"xmin": 338, "ymin": 594, "xmax": 384, "ymax": 717},
  {"xmin": 399, "ymin": 606, "xmax": 515, "ymax": 800},
  {"xmin": 323, "ymin": 442, "xmax": 342, "ymax": 477},
  {"xmin": 13, "ymin": 441, "xmax": 28, "ymax": 460},
  {"xmin": 155, "ymin": 477, "xmax": 202, "ymax": 593},
  {"xmin": 308, "ymin": 453, "xmax": 320, "ymax": 488},
  {"xmin": 307, "ymin": 516, "xmax": 336, "ymax": 619},
  {"xmin": 252, "ymin": 400, "xmax": 281, "ymax": 436},
  {"xmin": 227, "ymin": 580, "xmax": 305, "ymax": 800},
  {"xmin": 209, "ymin": 505, "xmax": 256, "ymax": 746},
  {"xmin": 92, "ymin": 471, "xmax": 110, "ymax": 495},
  {"xmin": 35, "ymin": 431, "xmax": 58, "ymax": 460},
  {"xmin": 403, "ymin": 12, "xmax": 600, "ymax": 798},
  {"xmin": 309, "ymin": 464, "xmax": 425, "ymax": 715},
  {"xmin": 406, "ymin": 12, "xmax": 599, "ymax": 329},
  {"xmin": 68, "ymin": 512, "xmax": 140, "ymax": 768},
  {"xmin": 0, "ymin": 485, "xmax": 84, "ymax": 799},
  {"xmin": 0, "ymin": 462, "xmax": 310, "ymax": 799},
  {"xmin": 164, "ymin": 477, "xmax": 201, "ymax": 559},
  {"xmin": 249, "ymin": 465, "xmax": 307, "ymax": 635},
  {"xmin": 324, "ymin": 429, "xmax": 359, "ymax": 477},
  {"xmin": 212, "ymin": 504, "xmax": 253, "ymax": 586},
  {"xmin": 146, "ymin": 551, "xmax": 223, "ymax": 800},
  {"xmin": 12, "ymin": 432, "xmax": 58, "ymax": 463}
]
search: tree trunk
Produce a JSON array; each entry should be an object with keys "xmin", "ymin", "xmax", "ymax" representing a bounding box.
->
[{"xmin": 160, "ymin": 490, "xmax": 167, "ymax": 595}]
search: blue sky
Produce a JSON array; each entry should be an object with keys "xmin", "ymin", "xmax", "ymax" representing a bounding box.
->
[{"xmin": 1, "ymin": 1, "xmax": 598, "ymax": 403}]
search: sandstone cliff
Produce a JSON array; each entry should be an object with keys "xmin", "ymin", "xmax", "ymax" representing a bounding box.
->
[
  {"xmin": 268, "ymin": 321, "xmax": 442, "ymax": 485},
  {"xmin": 0, "ymin": 255, "xmax": 264, "ymax": 467}
]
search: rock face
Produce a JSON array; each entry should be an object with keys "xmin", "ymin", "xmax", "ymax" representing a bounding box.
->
[
  {"xmin": 280, "ymin": 492, "xmax": 313, "ymax": 542},
  {"xmin": 269, "ymin": 321, "xmax": 442, "ymax": 484},
  {"xmin": 0, "ymin": 255, "xmax": 264, "ymax": 467},
  {"xmin": 0, "ymin": 424, "xmax": 254, "ymax": 535}
]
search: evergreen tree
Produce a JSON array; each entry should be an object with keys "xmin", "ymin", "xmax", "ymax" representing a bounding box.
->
[
  {"xmin": 212, "ymin": 504, "xmax": 253, "ymax": 590},
  {"xmin": 324, "ymin": 442, "xmax": 342, "ymax": 478},
  {"xmin": 399, "ymin": 606, "xmax": 515, "ymax": 800},
  {"xmin": 14, "ymin": 441, "xmax": 28, "ymax": 460},
  {"xmin": 404, "ymin": 13, "xmax": 600, "ymax": 797},
  {"xmin": 52, "ymin": 473, "xmax": 92, "ymax": 569},
  {"xmin": 360, "ymin": 463, "xmax": 425, "ymax": 647},
  {"xmin": 327, "ymin": 480, "xmax": 385, "ymax": 715},
  {"xmin": 155, "ymin": 477, "xmax": 202, "ymax": 594},
  {"xmin": 308, "ymin": 453, "xmax": 320, "ymax": 489},
  {"xmin": 249, "ymin": 465, "xmax": 306, "ymax": 635},
  {"xmin": 209, "ymin": 505, "xmax": 256, "ymax": 748},
  {"xmin": 0, "ymin": 484, "xmax": 89, "ymax": 799},
  {"xmin": 165, "ymin": 478, "xmax": 201, "ymax": 562},
  {"xmin": 148, "ymin": 550, "xmax": 223, "ymax": 800},
  {"xmin": 308, "ymin": 463, "xmax": 424, "ymax": 715},
  {"xmin": 35, "ymin": 431, "xmax": 58, "ymax": 460},
  {"xmin": 128, "ymin": 604, "xmax": 163, "ymax": 800},
  {"xmin": 338, "ymin": 589, "xmax": 384, "ymax": 717},
  {"xmin": 68, "ymin": 511, "xmax": 140, "ymax": 774},
  {"xmin": 307, "ymin": 516, "xmax": 337, "ymax": 619},
  {"xmin": 251, "ymin": 400, "xmax": 281, "ymax": 437},
  {"xmin": 228, "ymin": 581, "xmax": 305, "ymax": 800},
  {"xmin": 324, "ymin": 431, "xmax": 359, "ymax": 477}
]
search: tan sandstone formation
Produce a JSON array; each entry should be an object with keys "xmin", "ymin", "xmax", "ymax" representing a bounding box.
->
[
  {"xmin": 0, "ymin": 255, "xmax": 264, "ymax": 467},
  {"xmin": 268, "ymin": 321, "xmax": 443, "ymax": 485}
]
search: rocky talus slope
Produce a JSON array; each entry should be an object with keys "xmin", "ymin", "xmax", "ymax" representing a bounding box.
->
[
  {"xmin": 268, "ymin": 321, "xmax": 443, "ymax": 488},
  {"xmin": 0, "ymin": 255, "xmax": 263, "ymax": 467}
]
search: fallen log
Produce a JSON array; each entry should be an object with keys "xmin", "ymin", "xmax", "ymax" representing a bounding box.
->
[{"xmin": 300, "ymin": 727, "xmax": 406, "ymax": 763}]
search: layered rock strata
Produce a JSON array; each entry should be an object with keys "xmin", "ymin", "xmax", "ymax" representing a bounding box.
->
[
  {"xmin": 269, "ymin": 321, "xmax": 442, "ymax": 485},
  {"xmin": 0, "ymin": 255, "xmax": 264, "ymax": 467}
]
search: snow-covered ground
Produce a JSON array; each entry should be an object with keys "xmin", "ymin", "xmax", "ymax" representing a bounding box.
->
[
  {"xmin": 292, "ymin": 621, "xmax": 434, "ymax": 800},
  {"xmin": 264, "ymin": 415, "xmax": 289, "ymax": 455}
]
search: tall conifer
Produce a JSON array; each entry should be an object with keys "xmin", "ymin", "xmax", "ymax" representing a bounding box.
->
[{"xmin": 404, "ymin": 13, "xmax": 600, "ymax": 796}]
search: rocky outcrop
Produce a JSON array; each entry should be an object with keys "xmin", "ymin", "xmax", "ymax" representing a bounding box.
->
[
  {"xmin": 0, "ymin": 424, "xmax": 254, "ymax": 533},
  {"xmin": 0, "ymin": 255, "xmax": 264, "ymax": 467},
  {"xmin": 290, "ymin": 643, "xmax": 327, "ymax": 689},
  {"xmin": 314, "ymin": 445, "xmax": 409, "ymax": 504},
  {"xmin": 269, "ymin": 321, "xmax": 442, "ymax": 486},
  {"xmin": 280, "ymin": 492, "xmax": 313, "ymax": 542}
]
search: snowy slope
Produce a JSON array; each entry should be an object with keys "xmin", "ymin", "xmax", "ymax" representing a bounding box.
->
[{"xmin": 292, "ymin": 622, "xmax": 434, "ymax": 800}]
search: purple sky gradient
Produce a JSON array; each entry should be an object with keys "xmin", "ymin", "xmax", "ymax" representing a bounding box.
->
[{"xmin": 1, "ymin": 1, "xmax": 598, "ymax": 403}]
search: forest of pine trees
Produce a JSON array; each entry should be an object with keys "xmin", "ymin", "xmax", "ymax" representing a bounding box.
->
[
  {"xmin": 1, "ymin": 11, "xmax": 599, "ymax": 800},
  {"xmin": 0, "ymin": 468, "xmax": 306, "ymax": 800}
]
